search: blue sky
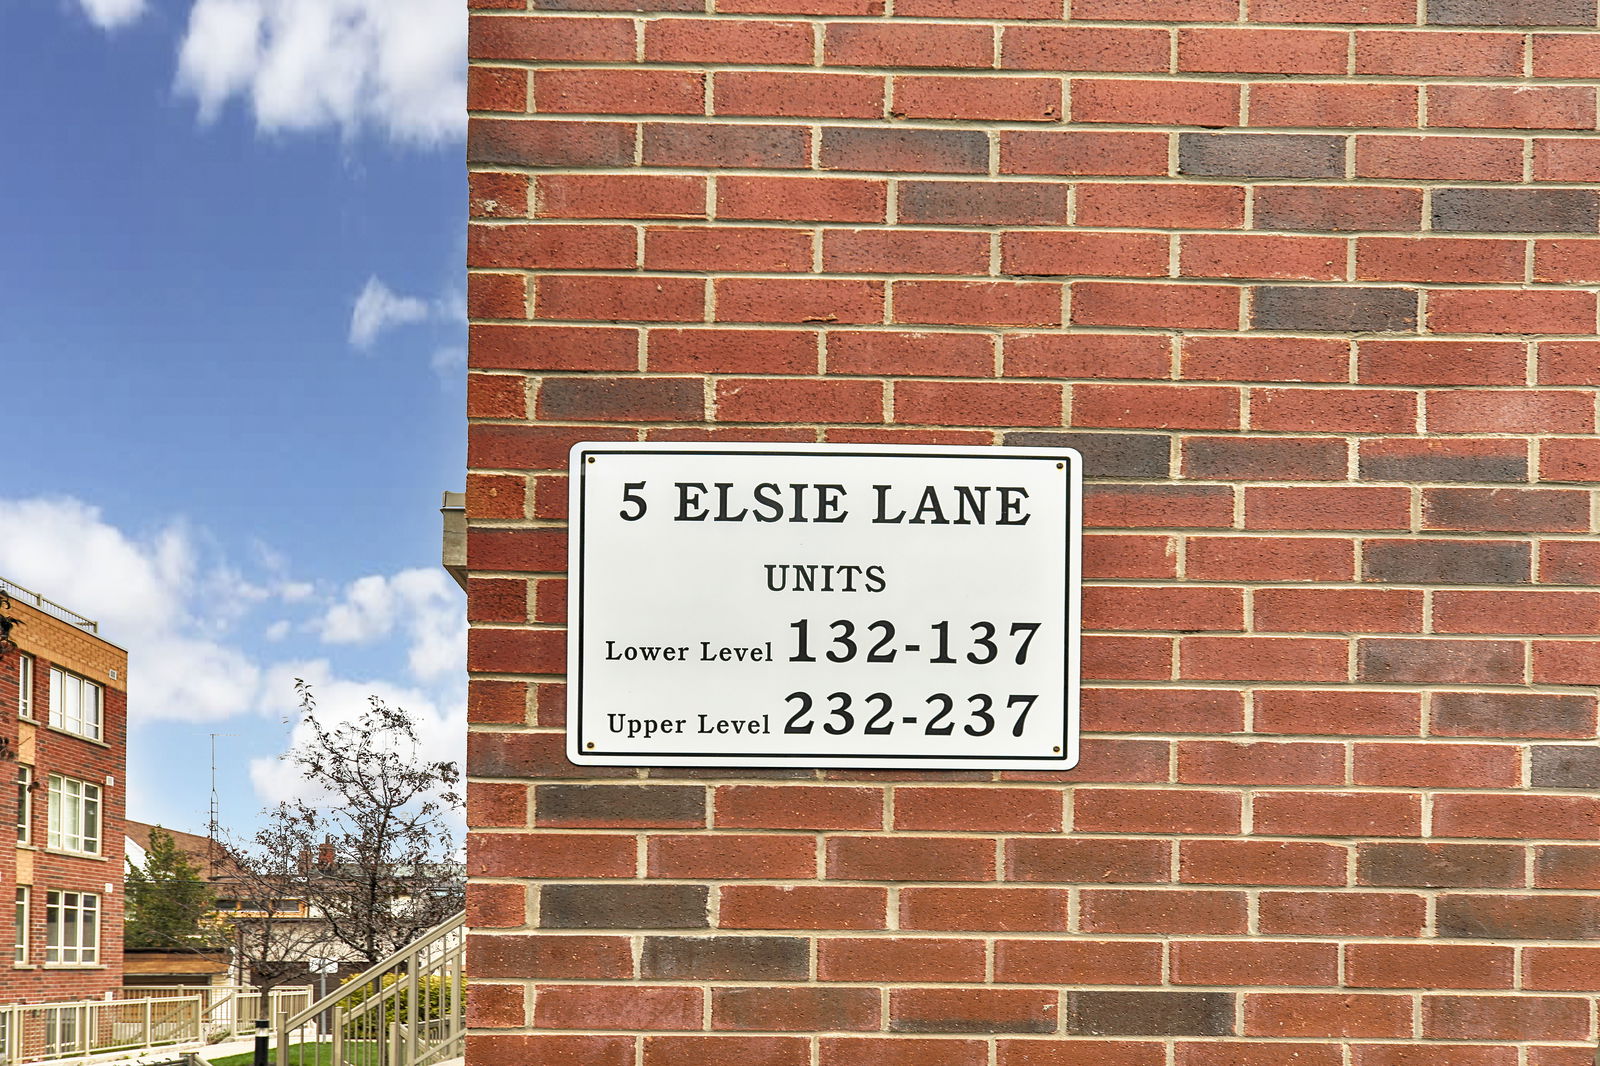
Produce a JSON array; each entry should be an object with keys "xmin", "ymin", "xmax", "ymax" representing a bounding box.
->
[{"xmin": 2, "ymin": 0, "xmax": 468, "ymax": 842}]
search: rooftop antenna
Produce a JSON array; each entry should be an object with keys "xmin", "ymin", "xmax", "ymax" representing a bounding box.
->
[{"xmin": 208, "ymin": 733, "xmax": 238, "ymax": 873}]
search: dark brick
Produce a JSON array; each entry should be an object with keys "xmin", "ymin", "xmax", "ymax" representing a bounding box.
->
[
  {"xmin": 1357, "ymin": 843, "xmax": 1525, "ymax": 888},
  {"xmin": 892, "ymin": 989, "xmax": 1058, "ymax": 1034},
  {"xmin": 1422, "ymin": 995, "xmax": 1588, "ymax": 1041},
  {"xmin": 538, "ymin": 377, "xmax": 704, "ymax": 421},
  {"xmin": 1253, "ymin": 287, "xmax": 1417, "ymax": 332},
  {"xmin": 1532, "ymin": 746, "xmax": 1600, "ymax": 788},
  {"xmin": 1536, "ymin": 845, "xmax": 1600, "ymax": 888},
  {"xmin": 468, "ymin": 731, "xmax": 631, "ymax": 779},
  {"xmin": 1180, "ymin": 133, "xmax": 1347, "ymax": 178},
  {"xmin": 1433, "ymin": 692, "xmax": 1596, "ymax": 739},
  {"xmin": 470, "ymin": 934, "xmax": 634, "ymax": 980},
  {"xmin": 641, "ymin": 936, "xmax": 810, "ymax": 980},
  {"xmin": 1183, "ymin": 437, "xmax": 1347, "ymax": 481},
  {"xmin": 821, "ymin": 128, "xmax": 990, "ymax": 174},
  {"xmin": 644, "ymin": 124, "xmax": 810, "ymax": 168},
  {"xmin": 1433, "ymin": 188, "xmax": 1600, "ymax": 233},
  {"xmin": 1424, "ymin": 488, "xmax": 1590, "ymax": 533},
  {"xmin": 536, "ymin": 785, "xmax": 706, "ymax": 827},
  {"xmin": 1357, "ymin": 639, "xmax": 1523, "ymax": 684},
  {"xmin": 898, "ymin": 181, "xmax": 1067, "ymax": 225},
  {"xmin": 541, "ymin": 885, "xmax": 710, "ymax": 929},
  {"xmin": 1254, "ymin": 186, "xmax": 1423, "ymax": 233},
  {"xmin": 1438, "ymin": 895, "xmax": 1600, "ymax": 939},
  {"xmin": 1363, "ymin": 540, "xmax": 1531, "ymax": 585},
  {"xmin": 1361, "ymin": 441, "xmax": 1528, "ymax": 483},
  {"xmin": 468, "ymin": 118, "xmax": 636, "ymax": 166},
  {"xmin": 1067, "ymin": 991, "xmax": 1234, "ymax": 1037},
  {"xmin": 1428, "ymin": 0, "xmax": 1597, "ymax": 24},
  {"xmin": 1004, "ymin": 431, "xmax": 1170, "ymax": 478}
]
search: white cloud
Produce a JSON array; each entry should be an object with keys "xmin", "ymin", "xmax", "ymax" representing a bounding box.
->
[
  {"xmin": 319, "ymin": 576, "xmax": 394, "ymax": 643},
  {"xmin": 348, "ymin": 276, "xmax": 431, "ymax": 349},
  {"xmin": 0, "ymin": 498, "xmax": 184, "ymax": 634},
  {"xmin": 429, "ymin": 346, "xmax": 465, "ymax": 379},
  {"xmin": 138, "ymin": 633, "xmax": 263, "ymax": 723},
  {"xmin": 438, "ymin": 286, "xmax": 467, "ymax": 322},
  {"xmin": 277, "ymin": 581, "xmax": 315, "ymax": 603},
  {"xmin": 175, "ymin": 0, "xmax": 466, "ymax": 144},
  {"xmin": 0, "ymin": 498, "xmax": 258, "ymax": 722},
  {"xmin": 76, "ymin": 0, "xmax": 146, "ymax": 29},
  {"xmin": 318, "ymin": 568, "xmax": 465, "ymax": 683}
]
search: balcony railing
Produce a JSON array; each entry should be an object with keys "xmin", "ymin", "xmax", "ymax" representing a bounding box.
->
[{"xmin": 0, "ymin": 578, "xmax": 97, "ymax": 634}]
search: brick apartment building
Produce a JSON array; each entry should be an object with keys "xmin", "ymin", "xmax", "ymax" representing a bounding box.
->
[
  {"xmin": 465, "ymin": 1, "xmax": 1600, "ymax": 1062},
  {"xmin": 0, "ymin": 580, "xmax": 126, "ymax": 1004}
]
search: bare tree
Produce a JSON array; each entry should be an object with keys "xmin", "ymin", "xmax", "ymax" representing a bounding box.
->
[
  {"xmin": 264, "ymin": 682, "xmax": 464, "ymax": 966},
  {"xmin": 221, "ymin": 819, "xmax": 344, "ymax": 998}
]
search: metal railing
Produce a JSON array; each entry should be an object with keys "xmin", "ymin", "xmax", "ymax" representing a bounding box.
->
[
  {"xmin": 119, "ymin": 986, "xmax": 313, "ymax": 1041},
  {"xmin": 0, "ymin": 995, "xmax": 201, "ymax": 1063},
  {"xmin": 276, "ymin": 913, "xmax": 465, "ymax": 1066},
  {"xmin": 0, "ymin": 578, "xmax": 97, "ymax": 634}
]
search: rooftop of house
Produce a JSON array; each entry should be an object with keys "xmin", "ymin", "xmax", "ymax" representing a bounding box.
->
[{"xmin": 125, "ymin": 820, "xmax": 248, "ymax": 881}]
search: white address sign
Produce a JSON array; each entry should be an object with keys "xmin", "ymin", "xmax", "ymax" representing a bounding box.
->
[{"xmin": 565, "ymin": 442, "xmax": 1082, "ymax": 770}]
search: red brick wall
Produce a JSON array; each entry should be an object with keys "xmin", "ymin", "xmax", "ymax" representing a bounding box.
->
[
  {"xmin": 466, "ymin": 1, "xmax": 1600, "ymax": 1060},
  {"xmin": 1, "ymin": 601, "xmax": 127, "ymax": 1003}
]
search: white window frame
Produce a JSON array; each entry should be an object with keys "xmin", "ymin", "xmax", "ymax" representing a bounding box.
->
[
  {"xmin": 15, "ymin": 767, "xmax": 31, "ymax": 846},
  {"xmin": 46, "ymin": 776, "xmax": 99, "ymax": 856},
  {"xmin": 17, "ymin": 654, "xmax": 32, "ymax": 720},
  {"xmin": 15, "ymin": 887, "xmax": 28, "ymax": 964},
  {"xmin": 44, "ymin": 891, "xmax": 97, "ymax": 965},
  {"xmin": 46, "ymin": 668, "xmax": 101, "ymax": 741}
]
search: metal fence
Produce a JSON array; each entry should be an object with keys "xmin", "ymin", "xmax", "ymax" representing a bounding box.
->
[
  {"xmin": 117, "ymin": 986, "xmax": 313, "ymax": 1041},
  {"xmin": 0, "ymin": 996, "xmax": 201, "ymax": 1063}
]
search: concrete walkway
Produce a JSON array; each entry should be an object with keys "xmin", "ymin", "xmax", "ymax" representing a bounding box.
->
[{"xmin": 192, "ymin": 1037, "xmax": 259, "ymax": 1064}]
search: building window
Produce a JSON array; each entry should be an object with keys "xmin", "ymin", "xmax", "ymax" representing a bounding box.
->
[
  {"xmin": 15, "ymin": 767, "xmax": 30, "ymax": 845},
  {"xmin": 46, "ymin": 668, "xmax": 101, "ymax": 741},
  {"xmin": 14, "ymin": 887, "xmax": 28, "ymax": 963},
  {"xmin": 43, "ymin": 889, "xmax": 97, "ymax": 960},
  {"xmin": 44, "ymin": 891, "xmax": 97, "ymax": 965},
  {"xmin": 17, "ymin": 654, "xmax": 32, "ymax": 720},
  {"xmin": 46, "ymin": 776, "xmax": 99, "ymax": 856}
]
